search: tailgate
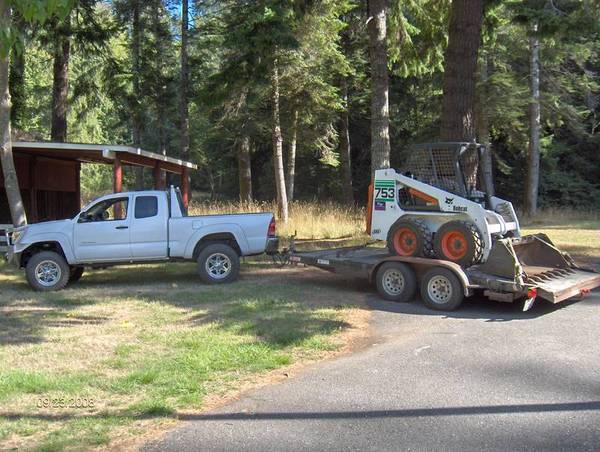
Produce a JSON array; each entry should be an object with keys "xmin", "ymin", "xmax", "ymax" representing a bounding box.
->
[{"xmin": 529, "ymin": 268, "xmax": 600, "ymax": 303}]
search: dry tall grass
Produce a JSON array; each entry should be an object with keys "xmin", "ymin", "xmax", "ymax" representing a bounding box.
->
[{"xmin": 189, "ymin": 200, "xmax": 367, "ymax": 240}]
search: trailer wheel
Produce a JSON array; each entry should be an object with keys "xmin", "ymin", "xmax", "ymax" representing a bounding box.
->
[
  {"xmin": 375, "ymin": 262, "xmax": 417, "ymax": 302},
  {"xmin": 387, "ymin": 219, "xmax": 432, "ymax": 257},
  {"xmin": 420, "ymin": 267, "xmax": 464, "ymax": 311},
  {"xmin": 433, "ymin": 220, "xmax": 483, "ymax": 267},
  {"xmin": 197, "ymin": 243, "xmax": 240, "ymax": 284},
  {"xmin": 25, "ymin": 251, "xmax": 70, "ymax": 292}
]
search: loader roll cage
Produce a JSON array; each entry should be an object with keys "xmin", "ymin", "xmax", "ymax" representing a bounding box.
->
[{"xmin": 402, "ymin": 142, "xmax": 492, "ymax": 205}]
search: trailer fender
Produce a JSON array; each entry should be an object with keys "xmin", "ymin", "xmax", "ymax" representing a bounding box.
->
[{"xmin": 369, "ymin": 256, "xmax": 472, "ymax": 297}]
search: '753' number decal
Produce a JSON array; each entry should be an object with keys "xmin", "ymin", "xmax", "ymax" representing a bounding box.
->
[{"xmin": 375, "ymin": 187, "xmax": 395, "ymax": 201}]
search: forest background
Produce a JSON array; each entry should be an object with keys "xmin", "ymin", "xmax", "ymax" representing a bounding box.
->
[{"xmin": 2, "ymin": 0, "xmax": 599, "ymax": 225}]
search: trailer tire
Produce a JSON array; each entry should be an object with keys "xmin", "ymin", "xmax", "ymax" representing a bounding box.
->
[
  {"xmin": 387, "ymin": 219, "xmax": 432, "ymax": 257},
  {"xmin": 197, "ymin": 243, "xmax": 240, "ymax": 284},
  {"xmin": 433, "ymin": 220, "xmax": 483, "ymax": 267},
  {"xmin": 25, "ymin": 251, "xmax": 70, "ymax": 292},
  {"xmin": 420, "ymin": 267, "xmax": 464, "ymax": 311},
  {"xmin": 375, "ymin": 262, "xmax": 417, "ymax": 303}
]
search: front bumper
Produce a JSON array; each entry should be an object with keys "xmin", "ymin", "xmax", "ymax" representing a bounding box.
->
[{"xmin": 265, "ymin": 236, "xmax": 280, "ymax": 255}]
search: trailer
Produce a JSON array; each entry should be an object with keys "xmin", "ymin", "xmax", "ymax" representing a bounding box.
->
[{"xmin": 287, "ymin": 240, "xmax": 600, "ymax": 311}]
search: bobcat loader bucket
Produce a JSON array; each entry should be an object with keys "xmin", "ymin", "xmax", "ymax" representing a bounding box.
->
[{"xmin": 477, "ymin": 234, "xmax": 600, "ymax": 303}]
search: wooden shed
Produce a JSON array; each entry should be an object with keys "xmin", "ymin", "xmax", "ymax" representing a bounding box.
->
[{"xmin": 1, "ymin": 141, "xmax": 197, "ymax": 228}]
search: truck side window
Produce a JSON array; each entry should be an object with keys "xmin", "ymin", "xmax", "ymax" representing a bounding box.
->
[
  {"xmin": 135, "ymin": 196, "xmax": 158, "ymax": 219},
  {"xmin": 79, "ymin": 198, "xmax": 128, "ymax": 222}
]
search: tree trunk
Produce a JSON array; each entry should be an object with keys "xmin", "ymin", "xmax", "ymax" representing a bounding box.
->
[
  {"xmin": 286, "ymin": 108, "xmax": 298, "ymax": 202},
  {"xmin": 51, "ymin": 19, "xmax": 70, "ymax": 142},
  {"xmin": 339, "ymin": 77, "xmax": 353, "ymax": 204},
  {"xmin": 526, "ymin": 23, "xmax": 541, "ymax": 217},
  {"xmin": 440, "ymin": 0, "xmax": 484, "ymax": 142},
  {"xmin": 476, "ymin": 52, "xmax": 494, "ymax": 196},
  {"xmin": 180, "ymin": 0, "xmax": 190, "ymax": 191},
  {"xmin": 271, "ymin": 58, "xmax": 288, "ymax": 223},
  {"xmin": 368, "ymin": 0, "xmax": 391, "ymax": 181},
  {"xmin": 8, "ymin": 23, "xmax": 25, "ymax": 130},
  {"xmin": 132, "ymin": 0, "xmax": 144, "ymax": 189},
  {"xmin": 0, "ymin": 3, "xmax": 27, "ymax": 226},
  {"xmin": 237, "ymin": 135, "xmax": 252, "ymax": 203}
]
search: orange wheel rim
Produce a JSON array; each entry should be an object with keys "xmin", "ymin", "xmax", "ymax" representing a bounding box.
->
[
  {"xmin": 393, "ymin": 227, "xmax": 418, "ymax": 256},
  {"xmin": 441, "ymin": 230, "xmax": 468, "ymax": 260}
]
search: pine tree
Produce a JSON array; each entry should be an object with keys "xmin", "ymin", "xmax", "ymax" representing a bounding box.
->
[{"xmin": 440, "ymin": 0, "xmax": 484, "ymax": 142}]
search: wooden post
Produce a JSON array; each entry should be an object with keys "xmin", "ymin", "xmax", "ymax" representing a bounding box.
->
[
  {"xmin": 181, "ymin": 167, "xmax": 189, "ymax": 209},
  {"xmin": 75, "ymin": 162, "xmax": 81, "ymax": 210},
  {"xmin": 153, "ymin": 162, "xmax": 164, "ymax": 190},
  {"xmin": 29, "ymin": 156, "xmax": 37, "ymax": 223},
  {"xmin": 113, "ymin": 156, "xmax": 122, "ymax": 193},
  {"xmin": 113, "ymin": 156, "xmax": 123, "ymax": 218}
]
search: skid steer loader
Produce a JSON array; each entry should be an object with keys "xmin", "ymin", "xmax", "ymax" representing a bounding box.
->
[{"xmin": 368, "ymin": 142, "xmax": 600, "ymax": 303}]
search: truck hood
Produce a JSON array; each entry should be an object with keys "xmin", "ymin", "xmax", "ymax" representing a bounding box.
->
[{"xmin": 20, "ymin": 219, "xmax": 73, "ymax": 239}]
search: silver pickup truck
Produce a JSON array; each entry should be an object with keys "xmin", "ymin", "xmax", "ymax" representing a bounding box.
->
[{"xmin": 6, "ymin": 186, "xmax": 278, "ymax": 291}]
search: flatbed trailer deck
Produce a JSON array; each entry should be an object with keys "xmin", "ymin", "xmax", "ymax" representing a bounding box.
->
[{"xmin": 288, "ymin": 245, "xmax": 600, "ymax": 311}]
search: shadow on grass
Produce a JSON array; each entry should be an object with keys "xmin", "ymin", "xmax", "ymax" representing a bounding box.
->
[
  {"xmin": 0, "ymin": 260, "xmax": 357, "ymax": 348},
  {"xmin": 2, "ymin": 400, "xmax": 599, "ymax": 422}
]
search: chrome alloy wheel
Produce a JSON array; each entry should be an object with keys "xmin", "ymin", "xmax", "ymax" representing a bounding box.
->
[
  {"xmin": 427, "ymin": 275, "xmax": 452, "ymax": 304},
  {"xmin": 382, "ymin": 268, "xmax": 405, "ymax": 295},
  {"xmin": 35, "ymin": 260, "xmax": 62, "ymax": 287},
  {"xmin": 205, "ymin": 252, "xmax": 232, "ymax": 279}
]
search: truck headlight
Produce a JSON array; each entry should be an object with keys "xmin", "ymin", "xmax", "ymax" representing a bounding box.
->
[{"xmin": 10, "ymin": 229, "xmax": 24, "ymax": 244}]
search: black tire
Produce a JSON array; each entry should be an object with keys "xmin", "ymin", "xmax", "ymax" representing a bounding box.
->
[
  {"xmin": 420, "ymin": 267, "xmax": 464, "ymax": 311},
  {"xmin": 68, "ymin": 266, "xmax": 85, "ymax": 284},
  {"xmin": 375, "ymin": 262, "xmax": 417, "ymax": 303},
  {"xmin": 25, "ymin": 251, "xmax": 70, "ymax": 292},
  {"xmin": 197, "ymin": 243, "xmax": 240, "ymax": 284},
  {"xmin": 433, "ymin": 220, "xmax": 483, "ymax": 267},
  {"xmin": 386, "ymin": 218, "xmax": 432, "ymax": 257}
]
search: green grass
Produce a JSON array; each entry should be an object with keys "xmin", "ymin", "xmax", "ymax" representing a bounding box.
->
[{"xmin": 0, "ymin": 260, "xmax": 366, "ymax": 450}]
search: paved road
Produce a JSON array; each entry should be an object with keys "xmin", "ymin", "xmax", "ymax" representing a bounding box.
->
[{"xmin": 146, "ymin": 291, "xmax": 600, "ymax": 451}]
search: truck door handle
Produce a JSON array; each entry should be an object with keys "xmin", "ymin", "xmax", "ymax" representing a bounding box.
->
[{"xmin": 115, "ymin": 226, "xmax": 129, "ymax": 230}]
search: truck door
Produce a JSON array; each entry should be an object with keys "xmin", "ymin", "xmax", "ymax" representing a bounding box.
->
[
  {"xmin": 129, "ymin": 194, "xmax": 169, "ymax": 259},
  {"xmin": 73, "ymin": 196, "xmax": 131, "ymax": 262}
]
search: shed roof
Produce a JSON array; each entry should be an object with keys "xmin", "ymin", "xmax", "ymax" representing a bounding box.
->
[{"xmin": 12, "ymin": 141, "xmax": 197, "ymax": 174}]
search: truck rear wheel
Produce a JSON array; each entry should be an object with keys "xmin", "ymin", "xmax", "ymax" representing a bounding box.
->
[
  {"xmin": 420, "ymin": 267, "xmax": 464, "ymax": 311},
  {"xmin": 197, "ymin": 243, "xmax": 240, "ymax": 284},
  {"xmin": 25, "ymin": 251, "xmax": 70, "ymax": 292},
  {"xmin": 375, "ymin": 262, "xmax": 417, "ymax": 302}
]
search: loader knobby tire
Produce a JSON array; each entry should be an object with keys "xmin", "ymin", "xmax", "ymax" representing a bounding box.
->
[
  {"xmin": 387, "ymin": 218, "xmax": 432, "ymax": 257},
  {"xmin": 433, "ymin": 220, "xmax": 483, "ymax": 267}
]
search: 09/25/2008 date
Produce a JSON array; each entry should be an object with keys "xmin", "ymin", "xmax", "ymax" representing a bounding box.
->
[{"xmin": 37, "ymin": 397, "xmax": 95, "ymax": 409}]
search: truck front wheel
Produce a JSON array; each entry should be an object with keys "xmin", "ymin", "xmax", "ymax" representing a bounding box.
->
[
  {"xmin": 197, "ymin": 243, "xmax": 240, "ymax": 284},
  {"xmin": 25, "ymin": 251, "xmax": 70, "ymax": 291}
]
